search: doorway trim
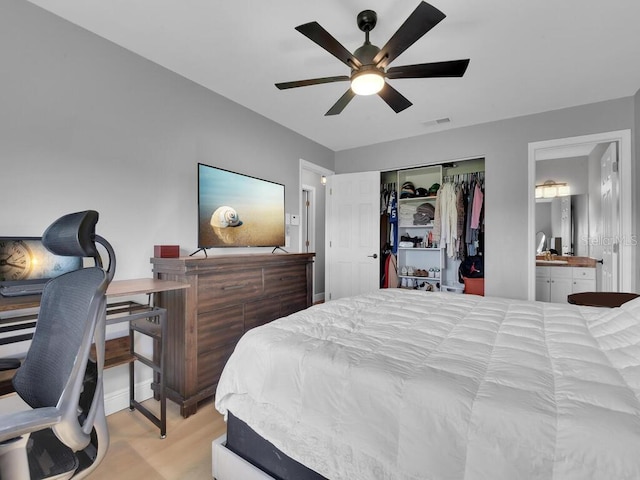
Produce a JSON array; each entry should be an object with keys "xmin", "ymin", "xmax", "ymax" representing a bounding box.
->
[
  {"xmin": 301, "ymin": 185, "xmax": 316, "ymax": 254},
  {"xmin": 299, "ymin": 159, "xmax": 334, "ymax": 252},
  {"xmin": 299, "ymin": 159, "xmax": 334, "ymax": 304},
  {"xmin": 527, "ymin": 129, "xmax": 633, "ymax": 300}
]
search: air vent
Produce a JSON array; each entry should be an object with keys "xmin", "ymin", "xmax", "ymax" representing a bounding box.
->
[{"xmin": 422, "ymin": 117, "xmax": 451, "ymax": 127}]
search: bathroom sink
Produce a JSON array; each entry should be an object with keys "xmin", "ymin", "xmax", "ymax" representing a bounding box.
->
[{"xmin": 536, "ymin": 260, "xmax": 569, "ymax": 265}]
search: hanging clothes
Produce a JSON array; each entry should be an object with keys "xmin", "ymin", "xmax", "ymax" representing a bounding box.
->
[
  {"xmin": 467, "ymin": 180, "xmax": 483, "ymax": 255},
  {"xmin": 388, "ymin": 190, "xmax": 398, "ymax": 254},
  {"xmin": 383, "ymin": 253, "xmax": 398, "ymax": 288},
  {"xmin": 433, "ymin": 182, "xmax": 458, "ymax": 258},
  {"xmin": 456, "ymin": 184, "xmax": 466, "ymax": 259},
  {"xmin": 440, "ymin": 171, "xmax": 485, "ymax": 260},
  {"xmin": 471, "ymin": 181, "xmax": 484, "ymax": 229}
]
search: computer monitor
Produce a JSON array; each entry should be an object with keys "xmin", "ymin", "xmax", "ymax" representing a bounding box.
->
[{"xmin": 0, "ymin": 237, "xmax": 83, "ymax": 287}]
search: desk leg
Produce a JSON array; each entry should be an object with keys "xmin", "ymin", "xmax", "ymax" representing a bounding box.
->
[{"xmin": 128, "ymin": 307, "xmax": 167, "ymax": 439}]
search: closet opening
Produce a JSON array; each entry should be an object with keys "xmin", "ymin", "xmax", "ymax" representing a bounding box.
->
[{"xmin": 380, "ymin": 157, "xmax": 485, "ymax": 295}]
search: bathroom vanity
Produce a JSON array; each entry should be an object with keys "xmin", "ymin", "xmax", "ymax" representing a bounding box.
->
[{"xmin": 535, "ymin": 256, "xmax": 597, "ymax": 303}]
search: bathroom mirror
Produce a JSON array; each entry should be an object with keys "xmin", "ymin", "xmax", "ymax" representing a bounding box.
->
[{"xmin": 535, "ymin": 231, "xmax": 546, "ymax": 254}]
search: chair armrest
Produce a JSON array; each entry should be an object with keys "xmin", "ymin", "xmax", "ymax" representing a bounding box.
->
[{"xmin": 0, "ymin": 407, "xmax": 61, "ymax": 443}]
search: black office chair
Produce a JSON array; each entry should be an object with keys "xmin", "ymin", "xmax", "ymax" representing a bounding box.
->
[{"xmin": 0, "ymin": 210, "xmax": 115, "ymax": 479}]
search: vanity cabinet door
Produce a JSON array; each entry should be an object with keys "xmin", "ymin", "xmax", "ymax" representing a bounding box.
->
[
  {"xmin": 571, "ymin": 267, "xmax": 596, "ymax": 294},
  {"xmin": 550, "ymin": 277, "xmax": 572, "ymax": 303},
  {"xmin": 572, "ymin": 279, "xmax": 594, "ymax": 294},
  {"xmin": 536, "ymin": 267, "xmax": 551, "ymax": 302},
  {"xmin": 549, "ymin": 267, "xmax": 572, "ymax": 303}
]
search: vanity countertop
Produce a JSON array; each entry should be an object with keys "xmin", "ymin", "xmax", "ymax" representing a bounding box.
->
[{"xmin": 535, "ymin": 256, "xmax": 597, "ymax": 268}]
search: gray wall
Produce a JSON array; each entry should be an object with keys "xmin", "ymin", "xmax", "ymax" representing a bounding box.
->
[
  {"xmin": 536, "ymin": 156, "xmax": 589, "ymax": 195},
  {"xmin": 0, "ymin": 0, "xmax": 334, "ymax": 407},
  {"xmin": 336, "ymin": 98, "xmax": 636, "ymax": 299},
  {"xmin": 0, "ymin": 0, "xmax": 334, "ymax": 281}
]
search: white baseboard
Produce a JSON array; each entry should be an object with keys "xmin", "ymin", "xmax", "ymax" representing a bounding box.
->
[{"xmin": 104, "ymin": 378, "xmax": 153, "ymax": 416}]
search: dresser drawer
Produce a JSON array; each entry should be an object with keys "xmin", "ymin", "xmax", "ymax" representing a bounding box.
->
[
  {"xmin": 263, "ymin": 265, "xmax": 307, "ymax": 296},
  {"xmin": 198, "ymin": 343, "xmax": 236, "ymax": 390},
  {"xmin": 572, "ymin": 267, "xmax": 595, "ymax": 280},
  {"xmin": 280, "ymin": 292, "xmax": 310, "ymax": 317},
  {"xmin": 198, "ymin": 269, "xmax": 263, "ymax": 311},
  {"xmin": 198, "ymin": 304, "xmax": 244, "ymax": 354},
  {"xmin": 245, "ymin": 297, "xmax": 282, "ymax": 331}
]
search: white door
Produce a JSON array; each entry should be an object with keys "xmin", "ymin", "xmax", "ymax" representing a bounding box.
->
[
  {"xmin": 325, "ymin": 171, "xmax": 380, "ymax": 301},
  {"xmin": 599, "ymin": 143, "xmax": 619, "ymax": 292}
]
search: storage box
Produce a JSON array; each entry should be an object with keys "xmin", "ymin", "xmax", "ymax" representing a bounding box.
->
[
  {"xmin": 154, "ymin": 245, "xmax": 180, "ymax": 258},
  {"xmin": 462, "ymin": 277, "xmax": 484, "ymax": 296}
]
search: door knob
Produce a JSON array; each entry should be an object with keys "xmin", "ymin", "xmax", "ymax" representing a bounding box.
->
[{"xmin": 368, "ymin": 253, "xmax": 378, "ymax": 259}]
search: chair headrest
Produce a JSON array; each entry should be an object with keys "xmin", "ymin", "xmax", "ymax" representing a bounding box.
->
[{"xmin": 42, "ymin": 210, "xmax": 100, "ymax": 258}]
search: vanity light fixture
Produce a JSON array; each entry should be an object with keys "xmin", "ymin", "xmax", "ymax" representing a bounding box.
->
[{"xmin": 535, "ymin": 180, "xmax": 570, "ymax": 199}]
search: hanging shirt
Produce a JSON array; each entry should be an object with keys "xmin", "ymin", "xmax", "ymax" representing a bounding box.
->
[
  {"xmin": 433, "ymin": 186, "xmax": 442, "ymax": 244},
  {"xmin": 389, "ymin": 190, "xmax": 398, "ymax": 254},
  {"xmin": 471, "ymin": 182, "xmax": 484, "ymax": 229},
  {"xmin": 434, "ymin": 182, "xmax": 458, "ymax": 258}
]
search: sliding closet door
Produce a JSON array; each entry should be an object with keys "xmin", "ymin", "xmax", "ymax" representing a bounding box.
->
[{"xmin": 325, "ymin": 171, "xmax": 380, "ymax": 301}]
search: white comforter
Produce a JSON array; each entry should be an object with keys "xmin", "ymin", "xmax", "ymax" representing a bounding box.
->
[{"xmin": 215, "ymin": 290, "xmax": 640, "ymax": 480}]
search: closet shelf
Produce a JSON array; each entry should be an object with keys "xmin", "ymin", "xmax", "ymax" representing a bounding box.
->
[
  {"xmin": 398, "ymin": 247, "xmax": 441, "ymax": 251},
  {"xmin": 399, "ymin": 224, "xmax": 434, "ymax": 229},
  {"xmin": 398, "ymin": 275, "xmax": 441, "ymax": 282},
  {"xmin": 399, "ymin": 196, "xmax": 437, "ymax": 202}
]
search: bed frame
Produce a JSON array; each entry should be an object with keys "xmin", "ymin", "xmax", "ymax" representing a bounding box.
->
[{"xmin": 212, "ymin": 412, "xmax": 327, "ymax": 480}]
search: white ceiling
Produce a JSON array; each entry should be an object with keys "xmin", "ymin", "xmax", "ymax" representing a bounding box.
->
[{"xmin": 26, "ymin": 0, "xmax": 640, "ymax": 152}]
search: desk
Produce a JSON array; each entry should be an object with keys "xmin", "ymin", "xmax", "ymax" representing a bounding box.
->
[
  {"xmin": 0, "ymin": 278, "xmax": 189, "ymax": 437},
  {"xmin": 0, "ymin": 278, "xmax": 188, "ymax": 312}
]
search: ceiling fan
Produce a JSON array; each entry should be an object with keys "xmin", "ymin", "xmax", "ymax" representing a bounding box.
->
[{"xmin": 275, "ymin": 1, "xmax": 470, "ymax": 116}]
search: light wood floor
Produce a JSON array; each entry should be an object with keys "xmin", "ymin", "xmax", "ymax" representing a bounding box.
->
[{"xmin": 90, "ymin": 398, "xmax": 225, "ymax": 480}]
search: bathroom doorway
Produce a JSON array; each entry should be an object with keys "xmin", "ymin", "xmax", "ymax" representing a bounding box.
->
[{"xmin": 527, "ymin": 130, "xmax": 633, "ymax": 301}]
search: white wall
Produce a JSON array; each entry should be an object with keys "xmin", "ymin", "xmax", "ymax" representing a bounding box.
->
[
  {"xmin": 0, "ymin": 0, "xmax": 334, "ymax": 411},
  {"xmin": 335, "ymin": 98, "xmax": 636, "ymax": 299}
]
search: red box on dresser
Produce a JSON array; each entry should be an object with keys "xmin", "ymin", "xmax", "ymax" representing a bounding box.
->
[{"xmin": 154, "ymin": 245, "xmax": 180, "ymax": 258}]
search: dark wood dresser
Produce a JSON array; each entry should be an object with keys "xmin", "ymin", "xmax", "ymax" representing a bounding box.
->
[{"xmin": 150, "ymin": 253, "xmax": 315, "ymax": 417}]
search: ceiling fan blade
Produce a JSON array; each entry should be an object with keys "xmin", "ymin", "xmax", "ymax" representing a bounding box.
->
[
  {"xmin": 325, "ymin": 89, "xmax": 356, "ymax": 116},
  {"xmin": 296, "ymin": 22, "xmax": 363, "ymax": 69},
  {"xmin": 377, "ymin": 83, "xmax": 412, "ymax": 113},
  {"xmin": 373, "ymin": 2, "xmax": 446, "ymax": 69},
  {"xmin": 276, "ymin": 75, "xmax": 350, "ymax": 90},
  {"xmin": 386, "ymin": 59, "xmax": 470, "ymax": 79}
]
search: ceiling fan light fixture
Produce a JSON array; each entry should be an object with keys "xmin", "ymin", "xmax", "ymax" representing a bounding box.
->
[{"xmin": 350, "ymin": 70, "xmax": 385, "ymax": 96}]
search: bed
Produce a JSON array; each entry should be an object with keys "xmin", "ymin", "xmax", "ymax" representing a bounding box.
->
[{"xmin": 213, "ymin": 289, "xmax": 640, "ymax": 479}]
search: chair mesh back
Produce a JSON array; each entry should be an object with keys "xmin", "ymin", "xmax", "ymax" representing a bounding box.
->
[{"xmin": 13, "ymin": 267, "xmax": 107, "ymax": 409}]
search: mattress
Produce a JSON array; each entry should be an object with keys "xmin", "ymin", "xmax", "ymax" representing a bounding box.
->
[{"xmin": 215, "ymin": 289, "xmax": 640, "ymax": 479}]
